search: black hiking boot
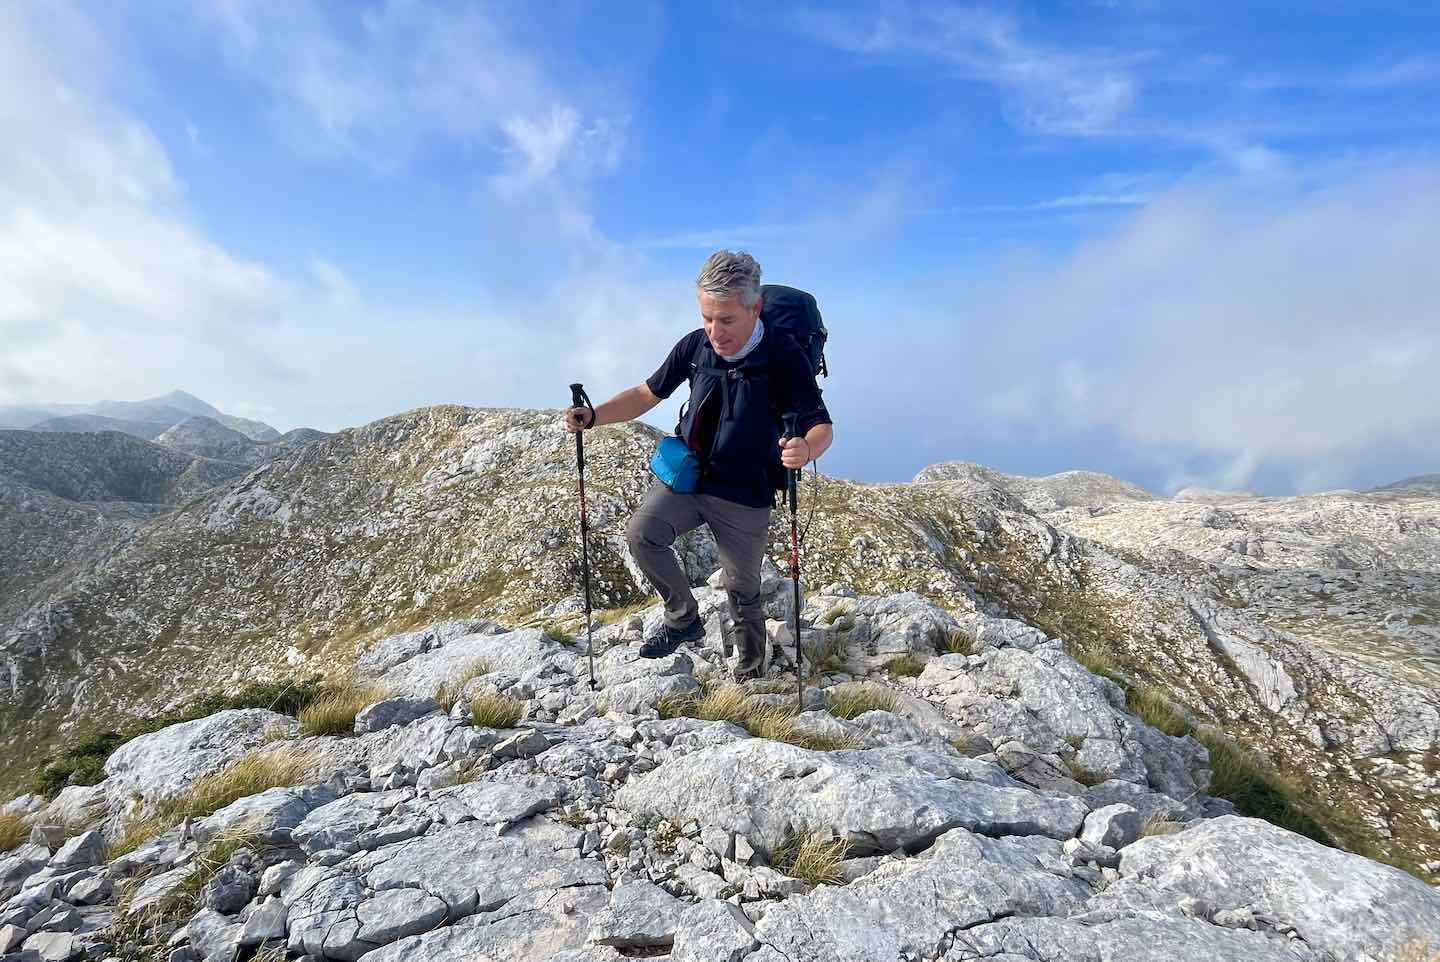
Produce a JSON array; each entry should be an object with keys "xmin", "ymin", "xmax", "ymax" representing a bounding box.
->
[{"xmin": 639, "ymin": 617, "xmax": 705, "ymax": 658}]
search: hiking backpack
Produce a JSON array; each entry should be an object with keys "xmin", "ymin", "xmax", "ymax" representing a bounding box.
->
[{"xmin": 760, "ymin": 284, "xmax": 829, "ymax": 377}]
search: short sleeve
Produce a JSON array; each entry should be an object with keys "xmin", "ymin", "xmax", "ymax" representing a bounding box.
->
[{"xmin": 646, "ymin": 332, "xmax": 702, "ymax": 400}]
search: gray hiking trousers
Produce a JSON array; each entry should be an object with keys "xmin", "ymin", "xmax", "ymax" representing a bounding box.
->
[{"xmin": 626, "ymin": 481, "xmax": 772, "ymax": 673}]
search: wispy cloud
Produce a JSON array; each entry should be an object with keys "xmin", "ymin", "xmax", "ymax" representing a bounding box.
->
[
  {"xmin": 1344, "ymin": 55, "xmax": 1440, "ymax": 89},
  {"xmin": 795, "ymin": 4, "xmax": 1143, "ymax": 135},
  {"xmin": 308, "ymin": 257, "xmax": 358, "ymax": 310},
  {"xmin": 193, "ymin": 0, "xmax": 629, "ymax": 194},
  {"xmin": 1243, "ymin": 54, "xmax": 1440, "ymax": 93},
  {"xmin": 0, "ymin": 2, "xmax": 289, "ymax": 407},
  {"xmin": 961, "ymin": 159, "xmax": 1440, "ymax": 491}
]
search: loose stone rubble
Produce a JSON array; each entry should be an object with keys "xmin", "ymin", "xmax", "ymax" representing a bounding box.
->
[{"xmin": 1, "ymin": 578, "xmax": 1437, "ymax": 962}]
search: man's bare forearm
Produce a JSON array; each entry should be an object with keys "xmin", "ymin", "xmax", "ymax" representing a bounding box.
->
[
  {"xmin": 592, "ymin": 384, "xmax": 661, "ymax": 427},
  {"xmin": 804, "ymin": 423, "xmax": 834, "ymax": 461}
]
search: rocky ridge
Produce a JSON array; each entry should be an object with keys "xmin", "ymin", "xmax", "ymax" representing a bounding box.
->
[
  {"xmin": 2, "ymin": 392, "xmax": 281, "ymax": 445},
  {"xmin": 2, "ymin": 406, "xmax": 1438, "ymax": 883},
  {"xmin": 1, "ymin": 582, "xmax": 1437, "ymax": 962}
]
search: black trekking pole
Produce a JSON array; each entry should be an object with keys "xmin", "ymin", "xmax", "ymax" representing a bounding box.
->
[
  {"xmin": 782, "ymin": 414, "xmax": 804, "ymax": 713},
  {"xmin": 570, "ymin": 383, "xmax": 598, "ymax": 691}
]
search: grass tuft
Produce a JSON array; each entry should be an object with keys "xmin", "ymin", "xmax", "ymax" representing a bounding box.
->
[
  {"xmin": 1393, "ymin": 940, "xmax": 1440, "ymax": 962},
  {"xmin": 775, "ymin": 832, "xmax": 849, "ymax": 887},
  {"xmin": 662, "ymin": 686, "xmax": 860, "ymax": 751},
  {"xmin": 950, "ymin": 733, "xmax": 988, "ymax": 757},
  {"xmin": 1066, "ymin": 758, "xmax": 1108, "ymax": 787},
  {"xmin": 945, "ymin": 627, "xmax": 975, "ymax": 656},
  {"xmin": 748, "ymin": 706, "xmax": 862, "ymax": 752},
  {"xmin": 31, "ymin": 676, "xmax": 330, "ymax": 798},
  {"xmin": 469, "ymin": 692, "xmax": 525, "ymax": 729},
  {"xmin": 1141, "ymin": 813, "xmax": 1186, "ymax": 838},
  {"xmin": 829, "ymin": 685, "xmax": 898, "ymax": 719},
  {"xmin": 0, "ymin": 810, "xmax": 28, "ymax": 852},
  {"xmin": 1194, "ymin": 729, "xmax": 1334, "ymax": 845},
  {"xmin": 1125, "ymin": 687, "xmax": 1192, "ymax": 738},
  {"xmin": 805, "ymin": 634, "xmax": 850, "ymax": 677},
  {"xmin": 596, "ymin": 598, "xmax": 658, "ymax": 626},
  {"xmin": 436, "ymin": 659, "xmax": 492, "ymax": 712},
  {"xmin": 297, "ymin": 678, "xmax": 391, "ymax": 736},
  {"xmin": 882, "ymin": 655, "xmax": 926, "ymax": 677},
  {"xmin": 108, "ymin": 747, "xmax": 314, "ymax": 860}
]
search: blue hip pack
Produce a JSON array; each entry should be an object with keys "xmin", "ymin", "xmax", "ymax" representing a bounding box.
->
[{"xmin": 650, "ymin": 435, "xmax": 701, "ymax": 493}]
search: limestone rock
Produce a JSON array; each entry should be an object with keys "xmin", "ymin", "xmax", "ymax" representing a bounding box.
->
[
  {"xmin": 750, "ymin": 828, "xmax": 1090, "ymax": 960},
  {"xmin": 103, "ymin": 709, "xmax": 301, "ymax": 817},
  {"xmin": 354, "ymin": 887, "xmax": 448, "ymax": 945},
  {"xmin": 238, "ymin": 896, "xmax": 287, "ymax": 946},
  {"xmin": 1094, "ymin": 815, "xmax": 1440, "ymax": 960},
  {"xmin": 948, "ymin": 912, "xmax": 1320, "ymax": 961},
  {"xmin": 617, "ymin": 740, "xmax": 1088, "ymax": 858},
  {"xmin": 1080, "ymin": 804, "xmax": 1144, "ymax": 850},
  {"xmin": 353, "ymin": 696, "xmax": 443, "ymax": 734},
  {"xmin": 670, "ymin": 899, "xmax": 757, "ymax": 962},
  {"xmin": 47, "ymin": 831, "xmax": 105, "ymax": 870},
  {"xmin": 587, "ymin": 879, "xmax": 685, "ymax": 948},
  {"xmin": 195, "ymin": 784, "xmax": 336, "ymax": 846}
]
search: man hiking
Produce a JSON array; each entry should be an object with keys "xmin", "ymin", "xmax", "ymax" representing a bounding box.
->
[{"xmin": 563, "ymin": 250, "xmax": 833, "ymax": 681}]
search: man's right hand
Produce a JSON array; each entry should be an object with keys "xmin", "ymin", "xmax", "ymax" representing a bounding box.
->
[{"xmin": 563, "ymin": 406, "xmax": 594, "ymax": 434}]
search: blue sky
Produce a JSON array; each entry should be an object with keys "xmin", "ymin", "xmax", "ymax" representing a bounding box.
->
[{"xmin": 2, "ymin": 2, "xmax": 1438, "ymax": 495}]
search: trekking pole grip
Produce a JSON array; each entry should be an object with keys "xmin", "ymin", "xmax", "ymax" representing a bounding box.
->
[
  {"xmin": 571, "ymin": 382, "xmax": 594, "ymax": 425},
  {"xmin": 782, "ymin": 413, "xmax": 800, "ymax": 511}
]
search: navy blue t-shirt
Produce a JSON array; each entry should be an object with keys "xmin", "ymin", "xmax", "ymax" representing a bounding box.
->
[{"xmin": 646, "ymin": 326, "xmax": 831, "ymax": 505}]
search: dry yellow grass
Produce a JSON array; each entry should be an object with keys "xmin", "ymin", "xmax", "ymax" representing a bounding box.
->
[
  {"xmin": 108, "ymin": 747, "xmax": 314, "ymax": 859},
  {"xmin": 435, "ymin": 659, "xmax": 492, "ymax": 711},
  {"xmin": 882, "ymin": 655, "xmax": 926, "ymax": 677},
  {"xmin": 776, "ymin": 832, "xmax": 849, "ymax": 886},
  {"xmin": 829, "ymin": 685, "xmax": 898, "ymax": 719},
  {"xmin": 662, "ymin": 686, "xmax": 861, "ymax": 751},
  {"xmin": 946, "ymin": 628, "xmax": 975, "ymax": 656},
  {"xmin": 0, "ymin": 810, "xmax": 27, "ymax": 852},
  {"xmin": 469, "ymin": 692, "xmax": 525, "ymax": 729},
  {"xmin": 950, "ymin": 733, "xmax": 989, "ymax": 757},
  {"xmin": 297, "ymin": 678, "xmax": 391, "ymax": 736},
  {"xmin": 1141, "ymin": 813, "xmax": 1187, "ymax": 838},
  {"xmin": 1392, "ymin": 939, "xmax": 1440, "ymax": 962}
]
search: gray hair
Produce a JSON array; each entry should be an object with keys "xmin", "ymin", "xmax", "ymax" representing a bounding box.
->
[{"xmin": 696, "ymin": 250, "xmax": 762, "ymax": 308}]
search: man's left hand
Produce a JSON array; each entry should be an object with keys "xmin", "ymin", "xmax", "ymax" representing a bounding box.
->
[{"xmin": 779, "ymin": 435, "xmax": 810, "ymax": 470}]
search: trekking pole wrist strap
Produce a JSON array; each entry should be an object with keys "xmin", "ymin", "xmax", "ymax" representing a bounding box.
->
[{"xmin": 569, "ymin": 383, "xmax": 597, "ymax": 429}]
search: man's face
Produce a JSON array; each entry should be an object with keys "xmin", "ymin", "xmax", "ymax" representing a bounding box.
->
[{"xmin": 699, "ymin": 290, "xmax": 762, "ymax": 356}]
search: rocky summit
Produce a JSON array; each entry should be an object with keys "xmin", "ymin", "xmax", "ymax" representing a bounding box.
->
[
  {"xmin": 1, "ymin": 582, "xmax": 1438, "ymax": 962},
  {"xmin": 0, "ymin": 403, "xmax": 1438, "ymax": 959}
]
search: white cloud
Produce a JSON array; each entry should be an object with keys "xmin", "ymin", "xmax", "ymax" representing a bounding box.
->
[
  {"xmin": 964, "ymin": 160, "xmax": 1440, "ymax": 491},
  {"xmin": 194, "ymin": 0, "xmax": 628, "ymax": 192},
  {"xmin": 796, "ymin": 4, "xmax": 1140, "ymax": 135},
  {"xmin": 1345, "ymin": 55, "xmax": 1440, "ymax": 89},
  {"xmin": 308, "ymin": 257, "xmax": 358, "ymax": 310},
  {"xmin": 0, "ymin": 3, "xmax": 289, "ymax": 408}
]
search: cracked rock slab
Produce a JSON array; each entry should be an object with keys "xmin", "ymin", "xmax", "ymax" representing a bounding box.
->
[
  {"xmin": 1093, "ymin": 815, "xmax": 1440, "ymax": 960},
  {"xmin": 586, "ymin": 879, "xmax": 685, "ymax": 948},
  {"xmin": 670, "ymin": 899, "xmax": 758, "ymax": 962},
  {"xmin": 945, "ymin": 913, "xmax": 1322, "ymax": 961},
  {"xmin": 748, "ymin": 827, "xmax": 1092, "ymax": 961},
  {"xmin": 358, "ymin": 816, "xmax": 606, "ymax": 918},
  {"xmin": 358, "ymin": 884, "xmax": 610, "ymax": 961},
  {"xmin": 617, "ymin": 740, "xmax": 1088, "ymax": 857}
]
